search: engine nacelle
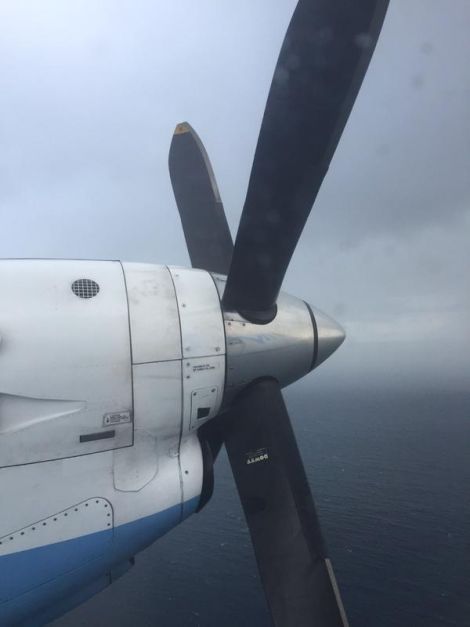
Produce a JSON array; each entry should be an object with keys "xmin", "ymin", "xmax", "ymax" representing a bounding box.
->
[
  {"xmin": 0, "ymin": 260, "xmax": 229, "ymax": 468},
  {"xmin": 0, "ymin": 260, "xmax": 344, "ymax": 469}
]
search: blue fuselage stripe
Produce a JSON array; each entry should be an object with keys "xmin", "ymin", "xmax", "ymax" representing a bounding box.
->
[{"xmin": 0, "ymin": 497, "xmax": 199, "ymax": 626}]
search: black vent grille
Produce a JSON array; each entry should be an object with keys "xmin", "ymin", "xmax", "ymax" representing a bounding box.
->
[{"xmin": 71, "ymin": 279, "xmax": 100, "ymax": 299}]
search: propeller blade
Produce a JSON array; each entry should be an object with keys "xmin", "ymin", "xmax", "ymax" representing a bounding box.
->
[
  {"xmin": 224, "ymin": 378, "xmax": 348, "ymax": 627},
  {"xmin": 169, "ymin": 122, "xmax": 233, "ymax": 274},
  {"xmin": 223, "ymin": 0, "xmax": 389, "ymax": 320}
]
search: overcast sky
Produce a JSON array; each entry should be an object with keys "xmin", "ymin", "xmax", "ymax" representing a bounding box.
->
[{"xmin": 1, "ymin": 0, "xmax": 469, "ymax": 390}]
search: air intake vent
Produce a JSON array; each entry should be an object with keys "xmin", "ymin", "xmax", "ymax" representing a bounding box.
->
[{"xmin": 71, "ymin": 279, "xmax": 100, "ymax": 299}]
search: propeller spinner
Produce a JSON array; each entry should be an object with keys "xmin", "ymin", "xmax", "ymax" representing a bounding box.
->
[{"xmin": 169, "ymin": 1, "xmax": 389, "ymax": 625}]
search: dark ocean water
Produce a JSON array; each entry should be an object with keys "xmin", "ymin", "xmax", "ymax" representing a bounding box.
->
[{"xmin": 54, "ymin": 383, "xmax": 470, "ymax": 627}]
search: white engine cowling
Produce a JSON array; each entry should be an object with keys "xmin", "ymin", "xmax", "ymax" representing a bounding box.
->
[{"xmin": 0, "ymin": 260, "xmax": 227, "ymax": 468}]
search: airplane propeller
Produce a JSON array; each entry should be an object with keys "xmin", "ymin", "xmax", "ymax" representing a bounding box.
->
[
  {"xmin": 169, "ymin": 122, "xmax": 233, "ymax": 275},
  {"xmin": 169, "ymin": 1, "xmax": 389, "ymax": 625}
]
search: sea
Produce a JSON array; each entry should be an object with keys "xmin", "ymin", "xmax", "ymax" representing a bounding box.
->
[{"xmin": 54, "ymin": 381, "xmax": 470, "ymax": 627}]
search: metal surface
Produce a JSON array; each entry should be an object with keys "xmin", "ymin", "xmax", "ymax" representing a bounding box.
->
[
  {"xmin": 0, "ymin": 498, "xmax": 113, "ymax": 560},
  {"xmin": 132, "ymin": 360, "xmax": 182, "ymax": 439},
  {"xmin": 222, "ymin": 286, "xmax": 314, "ymax": 401},
  {"xmin": 182, "ymin": 355, "xmax": 225, "ymax": 432},
  {"xmin": 169, "ymin": 266, "xmax": 225, "ymax": 359},
  {"xmin": 313, "ymin": 308, "xmax": 346, "ymax": 368},
  {"xmin": 213, "ymin": 273, "xmax": 346, "ymax": 394},
  {"xmin": 113, "ymin": 430, "xmax": 159, "ymax": 493},
  {"xmin": 0, "ymin": 260, "xmax": 133, "ymax": 467},
  {"xmin": 122, "ymin": 263, "xmax": 181, "ymax": 364},
  {"xmin": 166, "ymin": 266, "xmax": 226, "ymax": 432},
  {"xmin": 179, "ymin": 434, "xmax": 204, "ymax": 518}
]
